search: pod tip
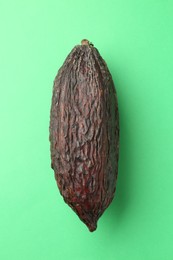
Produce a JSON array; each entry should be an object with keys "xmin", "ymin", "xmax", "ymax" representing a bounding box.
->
[{"xmin": 87, "ymin": 222, "xmax": 97, "ymax": 232}]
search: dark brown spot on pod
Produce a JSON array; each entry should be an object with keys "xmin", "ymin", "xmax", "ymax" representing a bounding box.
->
[{"xmin": 49, "ymin": 39, "xmax": 119, "ymax": 232}]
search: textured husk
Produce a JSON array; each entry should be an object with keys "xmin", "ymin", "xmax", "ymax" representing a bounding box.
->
[{"xmin": 49, "ymin": 42, "xmax": 119, "ymax": 232}]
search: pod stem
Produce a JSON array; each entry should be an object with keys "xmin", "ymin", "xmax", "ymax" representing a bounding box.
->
[{"xmin": 81, "ymin": 39, "xmax": 94, "ymax": 46}]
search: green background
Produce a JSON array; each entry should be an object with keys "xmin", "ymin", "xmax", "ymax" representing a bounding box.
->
[{"xmin": 0, "ymin": 0, "xmax": 173, "ymax": 259}]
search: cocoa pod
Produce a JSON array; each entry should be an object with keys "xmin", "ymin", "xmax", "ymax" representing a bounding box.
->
[{"xmin": 49, "ymin": 39, "xmax": 119, "ymax": 232}]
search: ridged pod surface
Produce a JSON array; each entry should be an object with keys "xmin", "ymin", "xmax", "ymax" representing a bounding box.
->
[{"xmin": 49, "ymin": 40, "xmax": 119, "ymax": 232}]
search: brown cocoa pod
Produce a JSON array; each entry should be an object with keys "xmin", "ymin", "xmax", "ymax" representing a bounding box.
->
[{"xmin": 49, "ymin": 39, "xmax": 119, "ymax": 232}]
